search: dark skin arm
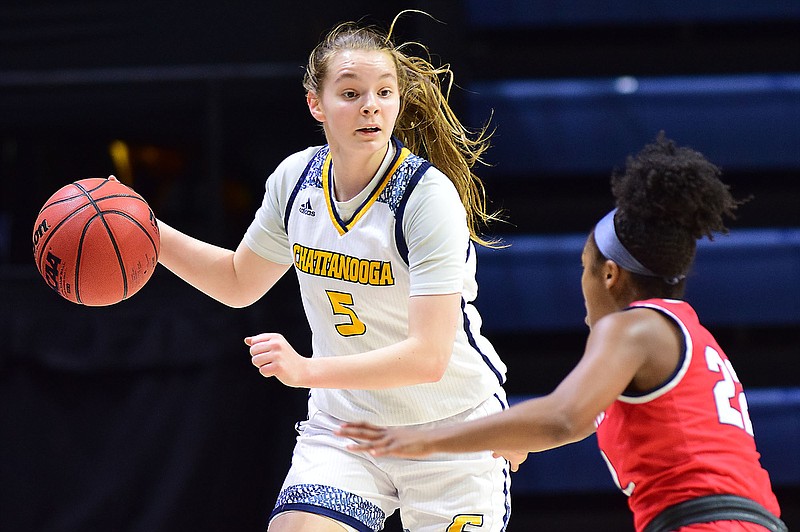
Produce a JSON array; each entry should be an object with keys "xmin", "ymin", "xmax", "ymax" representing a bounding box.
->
[{"xmin": 337, "ymin": 307, "xmax": 683, "ymax": 470}]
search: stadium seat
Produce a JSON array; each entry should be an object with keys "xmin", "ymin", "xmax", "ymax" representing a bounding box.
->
[
  {"xmin": 475, "ymin": 228, "xmax": 800, "ymax": 333},
  {"xmin": 466, "ymin": 0, "xmax": 800, "ymax": 28},
  {"xmin": 466, "ymin": 74, "xmax": 800, "ymax": 177}
]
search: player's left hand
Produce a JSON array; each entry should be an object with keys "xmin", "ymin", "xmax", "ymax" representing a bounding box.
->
[
  {"xmin": 492, "ymin": 449, "xmax": 529, "ymax": 472},
  {"xmin": 245, "ymin": 332, "xmax": 309, "ymax": 388}
]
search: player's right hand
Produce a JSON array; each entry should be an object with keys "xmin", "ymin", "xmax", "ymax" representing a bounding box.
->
[{"xmin": 492, "ymin": 449, "xmax": 529, "ymax": 472}]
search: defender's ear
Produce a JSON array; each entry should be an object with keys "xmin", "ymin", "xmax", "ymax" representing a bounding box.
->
[{"xmin": 603, "ymin": 259, "xmax": 621, "ymax": 289}]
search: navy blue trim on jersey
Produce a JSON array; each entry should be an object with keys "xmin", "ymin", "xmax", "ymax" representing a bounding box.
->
[
  {"xmin": 284, "ymin": 150, "xmax": 322, "ymax": 232},
  {"xmin": 393, "ymin": 161, "xmax": 431, "ymax": 265},
  {"xmin": 501, "ymin": 463, "xmax": 512, "ymax": 531},
  {"xmin": 270, "ymin": 482, "xmax": 384, "ymax": 531},
  {"xmin": 494, "ymin": 390, "xmax": 512, "ymax": 532},
  {"xmin": 461, "ymin": 297, "xmax": 506, "ymax": 385},
  {"xmin": 270, "ymin": 503, "xmax": 376, "ymax": 532},
  {"xmin": 619, "ymin": 303, "xmax": 688, "ymax": 398},
  {"xmin": 494, "ymin": 392, "xmax": 508, "ymax": 410}
]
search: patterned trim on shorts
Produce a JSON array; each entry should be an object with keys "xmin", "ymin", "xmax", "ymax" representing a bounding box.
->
[{"xmin": 272, "ymin": 483, "xmax": 385, "ymax": 532}]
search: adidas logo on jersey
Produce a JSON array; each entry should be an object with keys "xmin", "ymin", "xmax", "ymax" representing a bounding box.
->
[{"xmin": 299, "ymin": 199, "xmax": 315, "ymax": 216}]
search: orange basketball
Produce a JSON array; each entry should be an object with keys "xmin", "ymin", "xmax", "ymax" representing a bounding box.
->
[{"xmin": 32, "ymin": 176, "xmax": 160, "ymax": 306}]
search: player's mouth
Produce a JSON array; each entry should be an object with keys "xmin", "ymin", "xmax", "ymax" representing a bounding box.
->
[{"xmin": 357, "ymin": 126, "xmax": 381, "ymax": 134}]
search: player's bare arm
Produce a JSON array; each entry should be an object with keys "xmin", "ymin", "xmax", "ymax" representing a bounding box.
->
[
  {"xmin": 158, "ymin": 220, "xmax": 290, "ymax": 307},
  {"xmin": 246, "ymin": 292, "xmax": 460, "ymax": 389}
]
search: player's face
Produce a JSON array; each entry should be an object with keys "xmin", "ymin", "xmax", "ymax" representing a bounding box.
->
[
  {"xmin": 581, "ymin": 237, "xmax": 615, "ymax": 328},
  {"xmin": 308, "ymin": 49, "xmax": 401, "ymax": 155}
]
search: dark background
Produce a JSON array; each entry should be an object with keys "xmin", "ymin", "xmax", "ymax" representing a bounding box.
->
[{"xmin": 2, "ymin": 1, "xmax": 799, "ymax": 531}]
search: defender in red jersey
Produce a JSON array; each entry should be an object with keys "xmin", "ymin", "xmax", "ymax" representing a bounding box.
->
[
  {"xmin": 340, "ymin": 133, "xmax": 786, "ymax": 531},
  {"xmin": 595, "ymin": 298, "xmax": 780, "ymax": 531}
]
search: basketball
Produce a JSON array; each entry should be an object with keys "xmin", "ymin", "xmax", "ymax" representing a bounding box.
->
[{"xmin": 32, "ymin": 176, "xmax": 160, "ymax": 306}]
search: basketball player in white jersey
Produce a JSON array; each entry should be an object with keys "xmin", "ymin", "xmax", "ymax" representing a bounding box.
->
[{"xmin": 155, "ymin": 12, "xmax": 511, "ymax": 532}]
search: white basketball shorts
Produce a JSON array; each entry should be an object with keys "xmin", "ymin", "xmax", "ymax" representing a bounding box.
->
[{"xmin": 269, "ymin": 392, "xmax": 512, "ymax": 532}]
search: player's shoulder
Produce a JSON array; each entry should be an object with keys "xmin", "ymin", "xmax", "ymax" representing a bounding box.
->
[
  {"xmin": 594, "ymin": 306, "xmax": 674, "ymax": 349},
  {"xmin": 412, "ymin": 164, "xmax": 460, "ymax": 200},
  {"xmin": 279, "ymin": 145, "xmax": 325, "ymax": 171},
  {"xmin": 267, "ymin": 145, "xmax": 325, "ymax": 188}
]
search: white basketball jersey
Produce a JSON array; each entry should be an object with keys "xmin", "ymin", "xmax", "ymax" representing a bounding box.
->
[{"xmin": 245, "ymin": 137, "xmax": 506, "ymax": 425}]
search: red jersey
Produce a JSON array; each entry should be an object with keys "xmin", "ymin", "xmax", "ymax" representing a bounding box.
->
[{"xmin": 594, "ymin": 299, "xmax": 780, "ymax": 532}]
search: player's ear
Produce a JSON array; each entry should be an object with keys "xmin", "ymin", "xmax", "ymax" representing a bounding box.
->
[
  {"xmin": 603, "ymin": 259, "xmax": 621, "ymax": 289},
  {"xmin": 307, "ymin": 91, "xmax": 325, "ymax": 122}
]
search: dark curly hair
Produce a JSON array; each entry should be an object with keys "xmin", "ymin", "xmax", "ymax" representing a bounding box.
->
[{"xmin": 595, "ymin": 131, "xmax": 748, "ymax": 297}]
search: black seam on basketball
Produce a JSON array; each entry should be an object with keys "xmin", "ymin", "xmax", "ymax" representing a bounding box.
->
[
  {"xmin": 74, "ymin": 181, "xmax": 104, "ymax": 215},
  {"xmin": 74, "ymin": 182, "xmax": 130, "ymax": 302},
  {"xmin": 36, "ymin": 179, "xmax": 157, "ymax": 305},
  {"xmin": 40, "ymin": 178, "xmax": 134, "ymax": 211},
  {"xmin": 94, "ymin": 193, "xmax": 145, "ymax": 201},
  {"xmin": 36, "ymin": 187, "xmax": 145, "ymax": 268},
  {"xmin": 35, "ymin": 205, "xmax": 93, "ymax": 270},
  {"xmin": 74, "ymin": 181, "xmax": 130, "ymax": 210},
  {"xmin": 39, "ymin": 195, "xmax": 91, "ymax": 215},
  {"xmin": 75, "ymin": 223, "xmax": 85, "ymax": 304},
  {"xmin": 76, "ymin": 212, "xmax": 129, "ymax": 303},
  {"xmin": 109, "ymin": 210, "xmax": 160, "ymax": 258},
  {"xmin": 81, "ymin": 179, "xmax": 113, "ymax": 196},
  {"xmin": 72, "ymin": 182, "xmax": 147, "ymax": 211}
]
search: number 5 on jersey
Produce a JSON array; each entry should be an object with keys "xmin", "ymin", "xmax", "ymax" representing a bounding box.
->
[{"xmin": 326, "ymin": 290, "xmax": 366, "ymax": 336}]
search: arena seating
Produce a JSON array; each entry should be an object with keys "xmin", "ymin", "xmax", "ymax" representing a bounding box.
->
[
  {"xmin": 475, "ymin": 228, "xmax": 800, "ymax": 333},
  {"xmin": 464, "ymin": 0, "xmax": 800, "ymax": 497},
  {"xmin": 465, "ymin": 74, "xmax": 800, "ymax": 178},
  {"xmin": 465, "ymin": 0, "xmax": 800, "ymax": 27}
]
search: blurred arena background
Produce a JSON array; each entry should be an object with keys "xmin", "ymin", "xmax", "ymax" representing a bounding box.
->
[{"xmin": 2, "ymin": 1, "xmax": 798, "ymax": 530}]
